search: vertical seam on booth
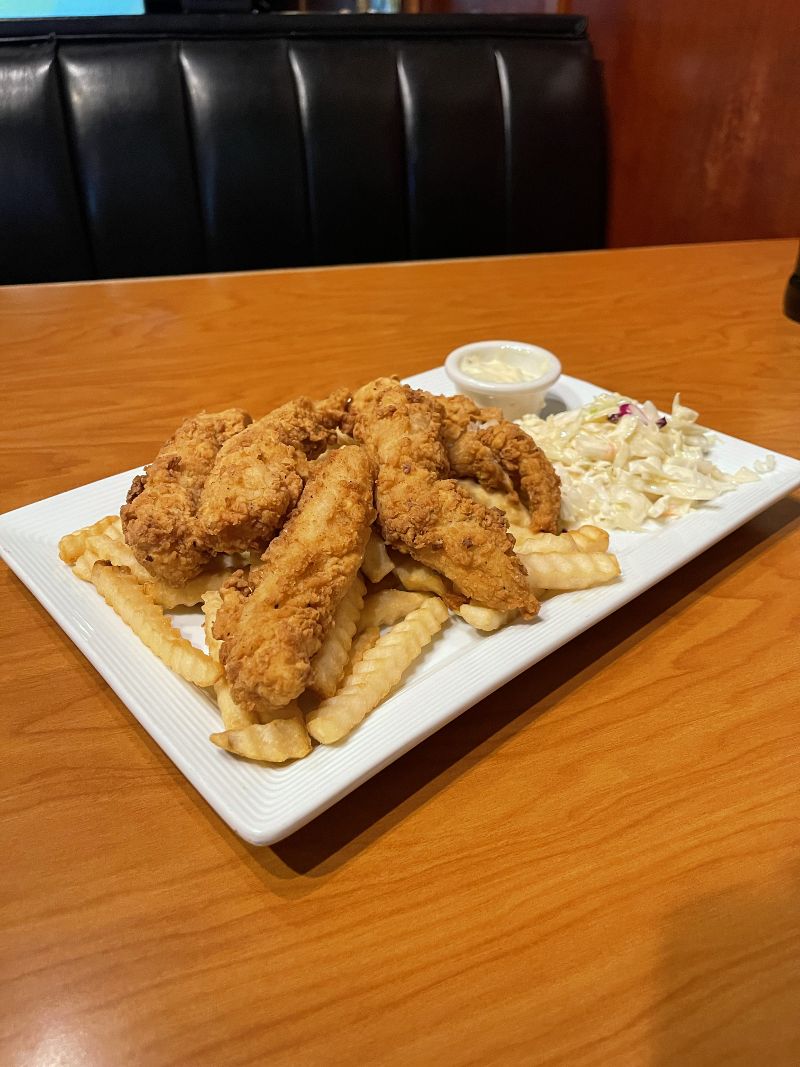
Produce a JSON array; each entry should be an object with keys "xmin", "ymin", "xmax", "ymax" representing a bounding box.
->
[
  {"xmin": 53, "ymin": 45, "xmax": 98, "ymax": 278},
  {"xmin": 176, "ymin": 41, "xmax": 209, "ymax": 273},
  {"xmin": 395, "ymin": 47, "xmax": 417, "ymax": 260},
  {"xmin": 288, "ymin": 44, "xmax": 318, "ymax": 265},
  {"xmin": 494, "ymin": 46, "xmax": 513, "ymax": 254}
]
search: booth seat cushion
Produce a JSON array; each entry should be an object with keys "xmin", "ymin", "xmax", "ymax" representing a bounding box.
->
[{"xmin": 0, "ymin": 14, "xmax": 606, "ymax": 284}]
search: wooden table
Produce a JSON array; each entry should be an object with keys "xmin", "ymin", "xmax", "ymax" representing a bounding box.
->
[{"xmin": 2, "ymin": 239, "xmax": 798, "ymax": 1066}]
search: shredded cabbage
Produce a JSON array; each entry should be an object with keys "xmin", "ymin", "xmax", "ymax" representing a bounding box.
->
[{"xmin": 517, "ymin": 393, "xmax": 775, "ymax": 531}]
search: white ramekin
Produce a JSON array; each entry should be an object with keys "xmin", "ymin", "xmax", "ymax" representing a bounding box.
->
[{"xmin": 444, "ymin": 340, "xmax": 562, "ymax": 420}]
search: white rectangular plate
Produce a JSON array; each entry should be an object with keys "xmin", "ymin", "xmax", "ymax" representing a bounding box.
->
[{"xmin": 2, "ymin": 368, "xmax": 799, "ymax": 845}]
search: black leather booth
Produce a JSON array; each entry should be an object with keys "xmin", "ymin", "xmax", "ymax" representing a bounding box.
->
[{"xmin": 0, "ymin": 14, "xmax": 606, "ymax": 285}]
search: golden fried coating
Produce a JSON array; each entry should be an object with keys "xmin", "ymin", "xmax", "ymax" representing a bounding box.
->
[
  {"xmin": 438, "ymin": 392, "xmax": 503, "ymax": 444},
  {"xmin": 437, "ymin": 393, "xmax": 561, "ymax": 534},
  {"xmin": 476, "ymin": 420, "xmax": 561, "ymax": 534},
  {"xmin": 213, "ymin": 446, "xmax": 375, "ymax": 711},
  {"xmin": 349, "ymin": 379, "xmax": 538, "ymax": 617},
  {"xmin": 121, "ymin": 408, "xmax": 251, "ymax": 584},
  {"xmin": 197, "ymin": 390, "xmax": 349, "ymax": 554},
  {"xmin": 439, "ymin": 394, "xmax": 516, "ymax": 498}
]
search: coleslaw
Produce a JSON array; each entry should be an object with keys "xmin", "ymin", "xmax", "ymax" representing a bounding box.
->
[{"xmin": 517, "ymin": 393, "xmax": 775, "ymax": 531}]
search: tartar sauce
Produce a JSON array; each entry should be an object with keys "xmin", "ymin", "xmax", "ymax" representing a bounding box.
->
[{"xmin": 461, "ymin": 351, "xmax": 547, "ymax": 384}]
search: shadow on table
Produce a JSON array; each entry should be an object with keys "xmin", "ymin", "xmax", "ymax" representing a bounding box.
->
[
  {"xmin": 652, "ymin": 863, "xmax": 800, "ymax": 1063},
  {"xmin": 19, "ymin": 497, "xmax": 795, "ymax": 890},
  {"xmin": 249, "ymin": 495, "xmax": 800, "ymax": 882}
]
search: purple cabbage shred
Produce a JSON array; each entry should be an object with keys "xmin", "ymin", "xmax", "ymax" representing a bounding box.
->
[
  {"xmin": 607, "ymin": 403, "xmax": 668, "ymax": 428},
  {"xmin": 608, "ymin": 403, "xmax": 633, "ymax": 423}
]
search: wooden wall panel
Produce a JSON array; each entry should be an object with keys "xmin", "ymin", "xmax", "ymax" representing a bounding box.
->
[
  {"xmin": 569, "ymin": 0, "xmax": 800, "ymax": 246},
  {"xmin": 419, "ymin": 1, "xmax": 558, "ymax": 10},
  {"xmin": 421, "ymin": 0, "xmax": 799, "ymax": 247}
]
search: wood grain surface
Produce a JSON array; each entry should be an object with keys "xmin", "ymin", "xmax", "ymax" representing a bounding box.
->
[
  {"xmin": 569, "ymin": 0, "xmax": 800, "ymax": 247},
  {"xmin": 1, "ymin": 240, "xmax": 799, "ymax": 1066}
]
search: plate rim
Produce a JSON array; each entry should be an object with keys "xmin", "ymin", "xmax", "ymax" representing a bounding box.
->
[{"xmin": 2, "ymin": 369, "xmax": 799, "ymax": 844}]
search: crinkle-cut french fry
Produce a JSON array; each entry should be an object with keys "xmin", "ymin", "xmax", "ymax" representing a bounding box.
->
[
  {"xmin": 90, "ymin": 562, "xmax": 221, "ymax": 686},
  {"xmin": 74, "ymin": 532, "xmax": 152, "ymax": 582},
  {"xmin": 361, "ymin": 530, "xmax": 394, "ymax": 583},
  {"xmin": 507, "ymin": 523, "xmax": 534, "ymax": 545},
  {"xmin": 457, "ymin": 480, "xmax": 531, "ymax": 528},
  {"xmin": 345, "ymin": 627, "xmax": 380, "ymax": 671},
  {"xmin": 308, "ymin": 575, "xmax": 366, "ymax": 698},
  {"xmin": 58, "ymin": 515, "xmax": 118, "ymax": 565},
  {"xmin": 76, "ymin": 533, "xmax": 229, "ymax": 608},
  {"xmin": 149, "ymin": 567, "xmax": 230, "ymax": 610},
  {"xmin": 105, "ymin": 517, "xmax": 124, "ymax": 542},
  {"xmin": 512, "ymin": 530, "xmax": 570, "ymax": 554},
  {"xmin": 204, "ymin": 592, "xmax": 297, "ymax": 731},
  {"xmin": 357, "ymin": 589, "xmax": 429, "ymax": 632},
  {"xmin": 210, "ymin": 704, "xmax": 311, "ymax": 763},
  {"xmin": 518, "ymin": 550, "xmax": 620, "ymax": 591},
  {"xmin": 393, "ymin": 557, "xmax": 450, "ymax": 598},
  {"xmin": 392, "ymin": 555, "xmax": 466, "ymax": 610},
  {"xmin": 570, "ymin": 526, "xmax": 610, "ymax": 552},
  {"xmin": 307, "ymin": 598, "xmax": 449, "ymax": 744},
  {"xmin": 73, "ymin": 549, "xmax": 99, "ymax": 583},
  {"xmin": 457, "ymin": 603, "xmax": 516, "ymax": 631},
  {"xmin": 202, "ymin": 591, "xmax": 259, "ymax": 729},
  {"xmin": 214, "ymin": 681, "xmax": 262, "ymax": 730},
  {"xmin": 514, "ymin": 526, "xmax": 609, "ymax": 555},
  {"xmin": 202, "ymin": 590, "xmax": 223, "ymax": 661}
]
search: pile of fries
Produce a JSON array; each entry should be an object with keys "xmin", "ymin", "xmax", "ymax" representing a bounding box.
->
[{"xmin": 59, "ymin": 490, "xmax": 619, "ymax": 764}]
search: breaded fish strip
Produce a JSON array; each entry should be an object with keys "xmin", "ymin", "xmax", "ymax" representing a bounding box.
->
[
  {"xmin": 121, "ymin": 408, "xmax": 251, "ymax": 585},
  {"xmin": 197, "ymin": 389, "xmax": 349, "ymax": 554},
  {"xmin": 349, "ymin": 379, "xmax": 538, "ymax": 617},
  {"xmin": 437, "ymin": 393, "xmax": 561, "ymax": 534},
  {"xmin": 438, "ymin": 394, "xmax": 515, "ymax": 496},
  {"xmin": 213, "ymin": 446, "xmax": 375, "ymax": 711}
]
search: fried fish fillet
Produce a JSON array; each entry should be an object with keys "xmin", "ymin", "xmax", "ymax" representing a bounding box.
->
[
  {"xmin": 197, "ymin": 390, "xmax": 349, "ymax": 554},
  {"xmin": 349, "ymin": 378, "xmax": 538, "ymax": 617},
  {"xmin": 121, "ymin": 408, "xmax": 251, "ymax": 584},
  {"xmin": 437, "ymin": 393, "xmax": 561, "ymax": 534},
  {"xmin": 438, "ymin": 394, "xmax": 515, "ymax": 496},
  {"xmin": 213, "ymin": 445, "xmax": 375, "ymax": 711}
]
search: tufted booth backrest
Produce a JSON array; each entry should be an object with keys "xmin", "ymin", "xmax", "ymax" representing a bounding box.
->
[{"xmin": 0, "ymin": 14, "xmax": 606, "ymax": 285}]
